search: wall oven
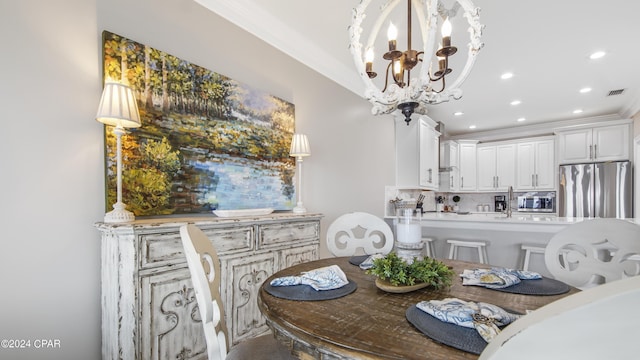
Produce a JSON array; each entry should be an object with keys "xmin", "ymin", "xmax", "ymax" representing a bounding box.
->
[{"xmin": 517, "ymin": 194, "xmax": 555, "ymax": 213}]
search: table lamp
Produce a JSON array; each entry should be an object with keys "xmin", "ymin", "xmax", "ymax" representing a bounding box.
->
[
  {"xmin": 290, "ymin": 133, "xmax": 311, "ymax": 213},
  {"xmin": 96, "ymin": 82, "xmax": 141, "ymax": 222}
]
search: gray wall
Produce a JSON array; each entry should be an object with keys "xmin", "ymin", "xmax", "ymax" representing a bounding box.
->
[{"xmin": 0, "ymin": 0, "xmax": 394, "ymax": 358}]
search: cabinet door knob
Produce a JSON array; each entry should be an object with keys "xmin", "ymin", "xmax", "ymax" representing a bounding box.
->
[{"xmin": 593, "ymin": 144, "xmax": 597, "ymax": 159}]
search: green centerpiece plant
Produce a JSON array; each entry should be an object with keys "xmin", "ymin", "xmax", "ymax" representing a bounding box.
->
[{"xmin": 367, "ymin": 252, "xmax": 455, "ymax": 289}]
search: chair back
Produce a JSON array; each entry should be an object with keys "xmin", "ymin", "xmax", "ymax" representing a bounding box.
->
[
  {"xmin": 479, "ymin": 275, "xmax": 640, "ymax": 360},
  {"xmin": 326, "ymin": 212, "xmax": 394, "ymax": 257},
  {"xmin": 544, "ymin": 218, "xmax": 640, "ymax": 289},
  {"xmin": 180, "ymin": 224, "xmax": 228, "ymax": 360}
]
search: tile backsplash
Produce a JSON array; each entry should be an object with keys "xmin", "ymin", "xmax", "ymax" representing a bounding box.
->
[
  {"xmin": 435, "ymin": 191, "xmax": 557, "ymax": 213},
  {"xmin": 385, "ymin": 186, "xmax": 556, "ymax": 215},
  {"xmin": 434, "ymin": 192, "xmax": 503, "ymax": 213}
]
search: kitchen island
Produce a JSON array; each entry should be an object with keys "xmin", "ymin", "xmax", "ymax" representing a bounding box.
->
[{"xmin": 387, "ymin": 213, "xmax": 638, "ymax": 277}]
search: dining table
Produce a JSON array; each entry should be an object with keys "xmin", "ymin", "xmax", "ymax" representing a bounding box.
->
[{"xmin": 258, "ymin": 256, "xmax": 579, "ymax": 360}]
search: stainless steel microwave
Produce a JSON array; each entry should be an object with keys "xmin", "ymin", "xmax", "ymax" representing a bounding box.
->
[{"xmin": 517, "ymin": 195, "xmax": 555, "ymax": 213}]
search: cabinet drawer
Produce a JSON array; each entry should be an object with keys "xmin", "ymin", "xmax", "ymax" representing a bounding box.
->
[
  {"xmin": 140, "ymin": 226, "xmax": 253, "ymax": 269},
  {"xmin": 279, "ymin": 244, "xmax": 319, "ymax": 269},
  {"xmin": 259, "ymin": 221, "xmax": 319, "ymax": 248}
]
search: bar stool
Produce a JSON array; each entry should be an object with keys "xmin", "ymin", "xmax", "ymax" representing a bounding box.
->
[
  {"xmin": 422, "ymin": 237, "xmax": 436, "ymax": 258},
  {"xmin": 521, "ymin": 244, "xmax": 546, "ymax": 271},
  {"xmin": 447, "ymin": 239, "xmax": 488, "ymax": 264}
]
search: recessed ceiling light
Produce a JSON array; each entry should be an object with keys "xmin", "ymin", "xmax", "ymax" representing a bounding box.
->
[
  {"xmin": 469, "ymin": 125, "xmax": 476, "ymax": 129},
  {"xmin": 517, "ymin": 117, "xmax": 526, "ymax": 122},
  {"xmin": 454, "ymin": 111, "xmax": 464, "ymax": 116},
  {"xmin": 573, "ymin": 109, "xmax": 583, "ymax": 114},
  {"xmin": 500, "ymin": 72, "xmax": 514, "ymax": 80},
  {"xmin": 579, "ymin": 87, "xmax": 592, "ymax": 93},
  {"xmin": 510, "ymin": 100, "xmax": 521, "ymax": 106},
  {"xmin": 589, "ymin": 51, "xmax": 606, "ymax": 59}
]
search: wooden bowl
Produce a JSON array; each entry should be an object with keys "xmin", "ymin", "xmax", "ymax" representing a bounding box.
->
[{"xmin": 375, "ymin": 278, "xmax": 429, "ymax": 293}]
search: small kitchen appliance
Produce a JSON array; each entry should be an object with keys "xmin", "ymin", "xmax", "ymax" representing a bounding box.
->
[
  {"xmin": 517, "ymin": 194, "xmax": 555, "ymax": 213},
  {"xmin": 494, "ymin": 195, "xmax": 507, "ymax": 212}
]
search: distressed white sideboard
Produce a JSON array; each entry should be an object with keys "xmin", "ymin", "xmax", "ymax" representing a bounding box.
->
[{"xmin": 95, "ymin": 213, "xmax": 322, "ymax": 360}]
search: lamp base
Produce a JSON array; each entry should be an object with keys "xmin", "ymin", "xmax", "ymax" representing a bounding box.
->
[
  {"xmin": 104, "ymin": 202, "xmax": 136, "ymax": 223},
  {"xmin": 292, "ymin": 203, "xmax": 307, "ymax": 214}
]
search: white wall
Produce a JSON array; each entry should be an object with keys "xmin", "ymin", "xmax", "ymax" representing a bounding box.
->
[{"xmin": 0, "ymin": 0, "xmax": 394, "ymax": 358}]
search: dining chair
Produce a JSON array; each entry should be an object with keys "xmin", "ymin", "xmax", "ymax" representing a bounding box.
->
[
  {"xmin": 544, "ymin": 218, "xmax": 640, "ymax": 289},
  {"xmin": 479, "ymin": 274, "xmax": 640, "ymax": 360},
  {"xmin": 179, "ymin": 224, "xmax": 295, "ymax": 360},
  {"xmin": 326, "ymin": 212, "xmax": 394, "ymax": 257}
]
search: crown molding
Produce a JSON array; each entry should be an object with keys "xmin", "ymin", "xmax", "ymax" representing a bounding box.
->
[
  {"xmin": 447, "ymin": 114, "xmax": 626, "ymax": 143},
  {"xmin": 192, "ymin": 0, "xmax": 362, "ymax": 97},
  {"xmin": 621, "ymin": 94, "xmax": 640, "ymax": 119}
]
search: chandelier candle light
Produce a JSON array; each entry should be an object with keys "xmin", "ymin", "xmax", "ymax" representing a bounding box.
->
[
  {"xmin": 290, "ymin": 133, "xmax": 311, "ymax": 214},
  {"xmin": 96, "ymin": 82, "xmax": 142, "ymax": 223},
  {"xmin": 349, "ymin": 0, "xmax": 484, "ymax": 124}
]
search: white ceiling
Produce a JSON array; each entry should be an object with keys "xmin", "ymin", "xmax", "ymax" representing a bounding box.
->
[{"xmin": 194, "ymin": 0, "xmax": 640, "ymax": 136}]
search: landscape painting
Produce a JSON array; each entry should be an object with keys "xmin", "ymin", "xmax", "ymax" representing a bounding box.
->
[{"xmin": 101, "ymin": 31, "xmax": 296, "ymax": 216}]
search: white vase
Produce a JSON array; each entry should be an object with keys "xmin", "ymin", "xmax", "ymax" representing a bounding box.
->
[{"xmin": 396, "ymin": 209, "xmax": 422, "ymax": 244}]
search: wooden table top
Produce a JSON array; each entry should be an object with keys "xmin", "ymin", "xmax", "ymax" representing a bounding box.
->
[{"xmin": 258, "ymin": 257, "xmax": 579, "ymax": 360}]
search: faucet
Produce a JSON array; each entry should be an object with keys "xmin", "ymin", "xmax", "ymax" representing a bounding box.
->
[{"xmin": 506, "ymin": 186, "xmax": 513, "ymax": 218}]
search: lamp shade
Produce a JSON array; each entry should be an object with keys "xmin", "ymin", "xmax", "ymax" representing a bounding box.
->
[
  {"xmin": 96, "ymin": 82, "xmax": 141, "ymax": 128},
  {"xmin": 290, "ymin": 133, "xmax": 311, "ymax": 157}
]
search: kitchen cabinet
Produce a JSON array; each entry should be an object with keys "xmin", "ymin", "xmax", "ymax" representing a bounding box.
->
[
  {"xmin": 516, "ymin": 138, "xmax": 555, "ymax": 190},
  {"xmin": 476, "ymin": 142, "xmax": 516, "ymax": 191},
  {"xmin": 420, "ymin": 119, "xmax": 440, "ymax": 189},
  {"xmin": 439, "ymin": 140, "xmax": 460, "ymax": 191},
  {"xmin": 458, "ymin": 140, "xmax": 478, "ymax": 191},
  {"xmin": 395, "ymin": 115, "xmax": 440, "ymax": 190},
  {"xmin": 556, "ymin": 122, "xmax": 630, "ymax": 164},
  {"xmin": 95, "ymin": 213, "xmax": 321, "ymax": 360}
]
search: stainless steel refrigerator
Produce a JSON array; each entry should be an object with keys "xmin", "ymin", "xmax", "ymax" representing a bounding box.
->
[{"xmin": 558, "ymin": 161, "xmax": 633, "ymax": 218}]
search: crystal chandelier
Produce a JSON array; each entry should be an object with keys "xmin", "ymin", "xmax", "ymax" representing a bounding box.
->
[{"xmin": 349, "ymin": 0, "xmax": 484, "ymax": 125}]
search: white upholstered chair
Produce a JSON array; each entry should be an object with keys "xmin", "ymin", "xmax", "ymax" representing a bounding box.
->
[
  {"xmin": 544, "ymin": 218, "xmax": 640, "ymax": 289},
  {"xmin": 479, "ymin": 275, "xmax": 640, "ymax": 360},
  {"xmin": 326, "ymin": 212, "xmax": 394, "ymax": 257},
  {"xmin": 179, "ymin": 224, "xmax": 295, "ymax": 360}
]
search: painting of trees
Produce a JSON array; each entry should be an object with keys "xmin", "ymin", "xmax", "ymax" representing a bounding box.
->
[{"xmin": 101, "ymin": 31, "xmax": 296, "ymax": 215}]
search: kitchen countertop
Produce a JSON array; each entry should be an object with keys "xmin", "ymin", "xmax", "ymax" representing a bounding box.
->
[
  {"xmin": 386, "ymin": 212, "xmax": 640, "ymax": 233},
  {"xmin": 422, "ymin": 212, "xmax": 579, "ymax": 223}
]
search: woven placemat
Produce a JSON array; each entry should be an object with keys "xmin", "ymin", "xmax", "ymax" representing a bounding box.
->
[
  {"xmin": 264, "ymin": 280, "xmax": 357, "ymax": 301},
  {"xmin": 493, "ymin": 277, "xmax": 570, "ymax": 295},
  {"xmin": 348, "ymin": 255, "xmax": 369, "ymax": 266},
  {"xmin": 406, "ymin": 305, "xmax": 488, "ymax": 354},
  {"xmin": 406, "ymin": 305, "xmax": 521, "ymax": 355}
]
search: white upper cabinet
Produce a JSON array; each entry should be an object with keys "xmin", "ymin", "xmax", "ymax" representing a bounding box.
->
[
  {"xmin": 476, "ymin": 145, "xmax": 496, "ymax": 191},
  {"xmin": 457, "ymin": 140, "xmax": 478, "ymax": 191},
  {"xmin": 477, "ymin": 143, "xmax": 516, "ymax": 191},
  {"xmin": 439, "ymin": 140, "xmax": 460, "ymax": 191},
  {"xmin": 516, "ymin": 138, "xmax": 555, "ymax": 190},
  {"xmin": 395, "ymin": 115, "xmax": 440, "ymax": 190},
  {"xmin": 592, "ymin": 125, "xmax": 630, "ymax": 161},
  {"xmin": 419, "ymin": 120, "xmax": 440, "ymax": 189},
  {"xmin": 556, "ymin": 122, "xmax": 630, "ymax": 164}
]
